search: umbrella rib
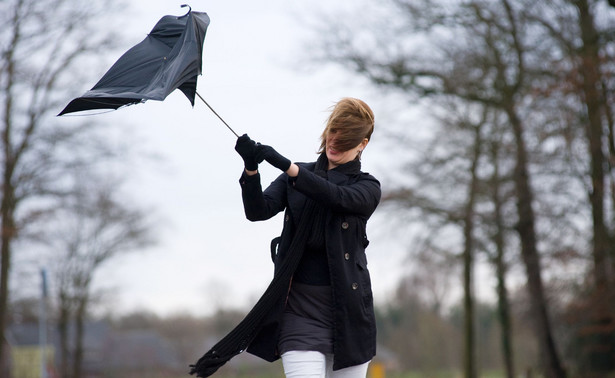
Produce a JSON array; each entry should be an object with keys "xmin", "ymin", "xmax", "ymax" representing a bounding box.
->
[{"xmin": 196, "ymin": 92, "xmax": 240, "ymax": 138}]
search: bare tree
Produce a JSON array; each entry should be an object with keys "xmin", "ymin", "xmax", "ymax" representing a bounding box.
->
[
  {"xmin": 49, "ymin": 171, "xmax": 153, "ymax": 378},
  {"xmin": 526, "ymin": 0, "xmax": 615, "ymax": 371},
  {"xmin": 383, "ymin": 99, "xmax": 496, "ymax": 377},
  {"xmin": 0, "ymin": 0, "xmax": 121, "ymax": 370}
]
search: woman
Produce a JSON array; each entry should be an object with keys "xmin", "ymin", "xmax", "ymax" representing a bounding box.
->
[{"xmin": 235, "ymin": 97, "xmax": 381, "ymax": 377}]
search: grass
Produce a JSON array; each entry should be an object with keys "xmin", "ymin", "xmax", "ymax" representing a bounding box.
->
[{"xmin": 123, "ymin": 368, "xmax": 515, "ymax": 378}]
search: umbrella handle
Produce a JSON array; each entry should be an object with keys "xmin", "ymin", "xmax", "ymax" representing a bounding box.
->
[
  {"xmin": 179, "ymin": 4, "xmax": 192, "ymax": 18},
  {"xmin": 196, "ymin": 92, "xmax": 240, "ymax": 138}
]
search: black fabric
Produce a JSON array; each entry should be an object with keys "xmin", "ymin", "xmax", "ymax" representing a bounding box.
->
[
  {"xmin": 305, "ymin": 156, "xmax": 328, "ymax": 250},
  {"xmin": 255, "ymin": 144, "xmax": 292, "ymax": 172},
  {"xmin": 235, "ymin": 134, "xmax": 258, "ymax": 171},
  {"xmin": 278, "ymin": 283, "xmax": 335, "ymax": 355},
  {"xmin": 58, "ymin": 10, "xmax": 210, "ymax": 115},
  {"xmin": 293, "ymin": 246, "xmax": 330, "ymax": 286},
  {"xmin": 294, "ymin": 154, "xmax": 330, "ymax": 286}
]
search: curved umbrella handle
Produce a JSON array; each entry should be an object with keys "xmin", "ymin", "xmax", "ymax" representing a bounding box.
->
[{"xmin": 179, "ymin": 4, "xmax": 192, "ymax": 18}]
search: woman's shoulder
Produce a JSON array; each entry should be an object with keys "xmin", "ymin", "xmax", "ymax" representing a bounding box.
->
[
  {"xmin": 360, "ymin": 171, "xmax": 378, "ymax": 180},
  {"xmin": 357, "ymin": 171, "xmax": 380, "ymax": 187}
]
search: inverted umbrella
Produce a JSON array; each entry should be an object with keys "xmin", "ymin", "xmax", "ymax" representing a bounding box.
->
[{"xmin": 58, "ymin": 5, "xmax": 238, "ymax": 137}]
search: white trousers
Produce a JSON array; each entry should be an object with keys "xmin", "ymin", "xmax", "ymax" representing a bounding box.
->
[{"xmin": 281, "ymin": 351, "xmax": 370, "ymax": 378}]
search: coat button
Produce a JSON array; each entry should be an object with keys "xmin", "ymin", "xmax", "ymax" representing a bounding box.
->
[
  {"xmin": 352, "ymin": 282, "xmax": 359, "ymax": 290},
  {"xmin": 344, "ymin": 253, "xmax": 350, "ymax": 260},
  {"xmin": 341, "ymin": 222, "xmax": 349, "ymax": 230},
  {"xmin": 285, "ymin": 215, "xmax": 289, "ymax": 222}
]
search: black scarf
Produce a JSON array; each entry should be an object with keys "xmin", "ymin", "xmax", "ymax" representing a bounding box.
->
[
  {"xmin": 189, "ymin": 154, "xmax": 358, "ymax": 377},
  {"xmin": 305, "ymin": 154, "xmax": 329, "ymax": 250}
]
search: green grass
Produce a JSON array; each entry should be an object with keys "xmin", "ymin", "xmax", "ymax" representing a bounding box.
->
[{"xmin": 374, "ymin": 370, "xmax": 507, "ymax": 378}]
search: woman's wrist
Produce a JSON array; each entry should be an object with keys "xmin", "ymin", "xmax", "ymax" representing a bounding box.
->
[
  {"xmin": 245, "ymin": 168, "xmax": 258, "ymax": 176},
  {"xmin": 285, "ymin": 163, "xmax": 299, "ymax": 177}
]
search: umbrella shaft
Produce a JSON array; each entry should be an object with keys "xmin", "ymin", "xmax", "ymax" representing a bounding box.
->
[{"xmin": 196, "ymin": 92, "xmax": 239, "ymax": 138}]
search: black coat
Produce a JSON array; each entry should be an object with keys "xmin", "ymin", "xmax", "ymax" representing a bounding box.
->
[{"xmin": 239, "ymin": 158, "xmax": 381, "ymax": 370}]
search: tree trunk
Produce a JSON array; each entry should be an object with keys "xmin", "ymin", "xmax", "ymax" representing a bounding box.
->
[
  {"xmin": 0, "ymin": 2, "xmax": 19, "ymax": 369},
  {"xmin": 600, "ymin": 77, "xmax": 615, "ymax": 290},
  {"xmin": 573, "ymin": 1, "xmax": 615, "ymax": 372},
  {"xmin": 0, "ymin": 184, "xmax": 14, "ymax": 376},
  {"xmin": 490, "ymin": 138, "xmax": 515, "ymax": 378},
  {"xmin": 72, "ymin": 294, "xmax": 87, "ymax": 378},
  {"xmin": 58, "ymin": 292, "xmax": 71, "ymax": 378},
  {"xmin": 601, "ymin": 77, "xmax": 615, "ymax": 286},
  {"xmin": 462, "ymin": 243, "xmax": 476, "ymax": 378},
  {"xmin": 462, "ymin": 124, "xmax": 482, "ymax": 378},
  {"xmin": 507, "ymin": 105, "xmax": 567, "ymax": 378},
  {"xmin": 576, "ymin": 0, "xmax": 612, "ymax": 294}
]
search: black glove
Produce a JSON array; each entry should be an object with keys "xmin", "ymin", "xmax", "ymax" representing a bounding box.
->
[
  {"xmin": 235, "ymin": 134, "xmax": 258, "ymax": 171},
  {"xmin": 255, "ymin": 144, "xmax": 291, "ymax": 172}
]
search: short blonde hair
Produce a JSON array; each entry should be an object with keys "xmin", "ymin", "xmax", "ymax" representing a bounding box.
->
[{"xmin": 318, "ymin": 98, "xmax": 375, "ymax": 154}]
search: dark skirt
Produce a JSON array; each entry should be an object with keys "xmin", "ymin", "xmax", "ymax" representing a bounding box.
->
[{"xmin": 278, "ymin": 282, "xmax": 335, "ymax": 355}]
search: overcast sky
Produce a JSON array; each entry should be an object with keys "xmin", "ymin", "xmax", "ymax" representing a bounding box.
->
[{"xmin": 59, "ymin": 0, "xmax": 433, "ymax": 317}]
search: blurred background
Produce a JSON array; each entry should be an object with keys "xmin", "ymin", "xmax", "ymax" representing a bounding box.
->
[{"xmin": 2, "ymin": 0, "xmax": 615, "ymax": 377}]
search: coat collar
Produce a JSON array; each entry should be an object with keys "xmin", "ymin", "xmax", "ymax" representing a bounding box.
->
[{"xmin": 314, "ymin": 153, "xmax": 361, "ymax": 185}]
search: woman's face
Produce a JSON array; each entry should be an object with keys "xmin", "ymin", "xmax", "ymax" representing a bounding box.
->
[{"xmin": 326, "ymin": 133, "xmax": 369, "ymax": 169}]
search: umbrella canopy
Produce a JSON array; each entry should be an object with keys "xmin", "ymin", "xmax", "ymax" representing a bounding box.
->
[{"xmin": 58, "ymin": 8, "xmax": 210, "ymax": 115}]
